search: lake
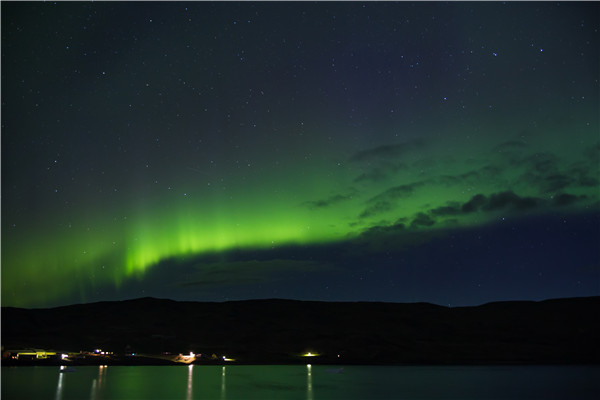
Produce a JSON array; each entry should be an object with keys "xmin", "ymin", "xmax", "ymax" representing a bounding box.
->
[{"xmin": 2, "ymin": 365, "xmax": 598, "ymax": 399}]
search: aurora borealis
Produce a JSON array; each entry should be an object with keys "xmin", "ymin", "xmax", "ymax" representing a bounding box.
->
[{"xmin": 2, "ymin": 1, "xmax": 599, "ymax": 308}]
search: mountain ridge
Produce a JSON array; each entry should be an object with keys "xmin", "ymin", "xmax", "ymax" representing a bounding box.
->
[{"xmin": 3, "ymin": 296, "xmax": 599, "ymax": 364}]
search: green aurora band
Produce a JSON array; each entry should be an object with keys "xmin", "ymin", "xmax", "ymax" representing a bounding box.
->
[{"xmin": 3, "ymin": 112, "xmax": 598, "ymax": 307}]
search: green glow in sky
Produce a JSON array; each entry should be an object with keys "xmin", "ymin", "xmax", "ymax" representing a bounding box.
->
[
  {"xmin": 2, "ymin": 1, "xmax": 598, "ymax": 307},
  {"xmin": 3, "ymin": 116, "xmax": 597, "ymax": 307}
]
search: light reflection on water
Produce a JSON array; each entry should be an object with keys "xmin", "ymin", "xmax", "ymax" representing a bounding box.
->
[
  {"xmin": 306, "ymin": 364, "xmax": 313, "ymax": 400},
  {"xmin": 88, "ymin": 365, "xmax": 107, "ymax": 400},
  {"xmin": 187, "ymin": 364, "xmax": 193, "ymax": 400},
  {"xmin": 1, "ymin": 365, "xmax": 598, "ymax": 400},
  {"xmin": 54, "ymin": 371, "xmax": 64, "ymax": 400},
  {"xmin": 54, "ymin": 364, "xmax": 315, "ymax": 399},
  {"xmin": 221, "ymin": 366, "xmax": 226, "ymax": 400}
]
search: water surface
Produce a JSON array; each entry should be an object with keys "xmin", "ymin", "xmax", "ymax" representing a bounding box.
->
[{"xmin": 2, "ymin": 365, "xmax": 598, "ymax": 399}]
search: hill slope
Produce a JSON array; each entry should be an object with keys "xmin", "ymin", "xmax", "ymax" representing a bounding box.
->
[{"xmin": 2, "ymin": 297, "xmax": 599, "ymax": 364}]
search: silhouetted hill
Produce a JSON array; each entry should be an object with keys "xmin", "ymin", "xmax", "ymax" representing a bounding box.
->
[{"xmin": 2, "ymin": 297, "xmax": 599, "ymax": 364}]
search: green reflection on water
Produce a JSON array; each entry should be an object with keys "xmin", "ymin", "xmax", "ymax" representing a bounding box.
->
[{"xmin": 2, "ymin": 365, "xmax": 600, "ymax": 400}]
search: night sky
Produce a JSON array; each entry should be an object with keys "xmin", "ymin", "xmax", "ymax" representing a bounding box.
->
[{"xmin": 2, "ymin": 1, "xmax": 599, "ymax": 309}]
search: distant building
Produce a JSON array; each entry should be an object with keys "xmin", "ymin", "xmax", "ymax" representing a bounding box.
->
[{"xmin": 6, "ymin": 349, "xmax": 60, "ymax": 360}]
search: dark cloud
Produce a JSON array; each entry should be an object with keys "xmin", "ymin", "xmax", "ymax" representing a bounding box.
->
[
  {"xmin": 303, "ymin": 189, "xmax": 357, "ymax": 209},
  {"xmin": 430, "ymin": 190, "xmax": 589, "ymax": 224},
  {"xmin": 519, "ymin": 171, "xmax": 562, "ymax": 193},
  {"xmin": 438, "ymin": 170, "xmax": 481, "ymax": 187},
  {"xmin": 353, "ymin": 219, "xmax": 445, "ymax": 255},
  {"xmin": 359, "ymin": 221, "xmax": 406, "ymax": 238},
  {"xmin": 349, "ymin": 140, "xmax": 426, "ymax": 163},
  {"xmin": 353, "ymin": 162, "xmax": 408, "ymax": 183},
  {"xmin": 430, "ymin": 204, "xmax": 461, "ymax": 216},
  {"xmin": 354, "ymin": 169, "xmax": 388, "ymax": 183},
  {"xmin": 512, "ymin": 151, "xmax": 595, "ymax": 194},
  {"xmin": 515, "ymin": 152, "xmax": 560, "ymax": 172},
  {"xmin": 436, "ymin": 166, "xmax": 502, "ymax": 188},
  {"xmin": 410, "ymin": 212, "xmax": 435, "ymax": 229},
  {"xmin": 349, "ymin": 141, "xmax": 420, "ymax": 183},
  {"xmin": 541, "ymin": 174, "xmax": 572, "ymax": 192},
  {"xmin": 358, "ymin": 181, "xmax": 426, "ymax": 219},
  {"xmin": 530, "ymin": 155, "xmax": 560, "ymax": 174},
  {"xmin": 579, "ymin": 176, "xmax": 599, "ymax": 187},
  {"xmin": 462, "ymin": 194, "xmax": 487, "ymax": 213},
  {"xmin": 450, "ymin": 191, "xmax": 540, "ymax": 214},
  {"xmin": 567, "ymin": 162, "xmax": 599, "ymax": 188},
  {"xmin": 431, "ymin": 191, "xmax": 539, "ymax": 220},
  {"xmin": 369, "ymin": 181, "xmax": 425, "ymax": 203},
  {"xmin": 517, "ymin": 155, "xmax": 598, "ymax": 195},
  {"xmin": 484, "ymin": 191, "xmax": 539, "ymax": 211},
  {"xmin": 360, "ymin": 185, "xmax": 592, "ymax": 235},
  {"xmin": 516, "ymin": 154, "xmax": 572, "ymax": 192},
  {"xmin": 553, "ymin": 193, "xmax": 587, "ymax": 207},
  {"xmin": 359, "ymin": 200, "xmax": 393, "ymax": 219}
]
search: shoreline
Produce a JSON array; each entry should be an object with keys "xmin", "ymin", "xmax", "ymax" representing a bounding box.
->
[{"xmin": 3, "ymin": 357, "xmax": 599, "ymax": 367}]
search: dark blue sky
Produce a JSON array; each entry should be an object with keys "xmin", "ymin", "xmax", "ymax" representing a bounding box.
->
[{"xmin": 2, "ymin": 1, "xmax": 598, "ymax": 308}]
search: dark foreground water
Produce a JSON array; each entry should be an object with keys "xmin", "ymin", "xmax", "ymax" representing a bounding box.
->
[{"xmin": 2, "ymin": 365, "xmax": 599, "ymax": 400}]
